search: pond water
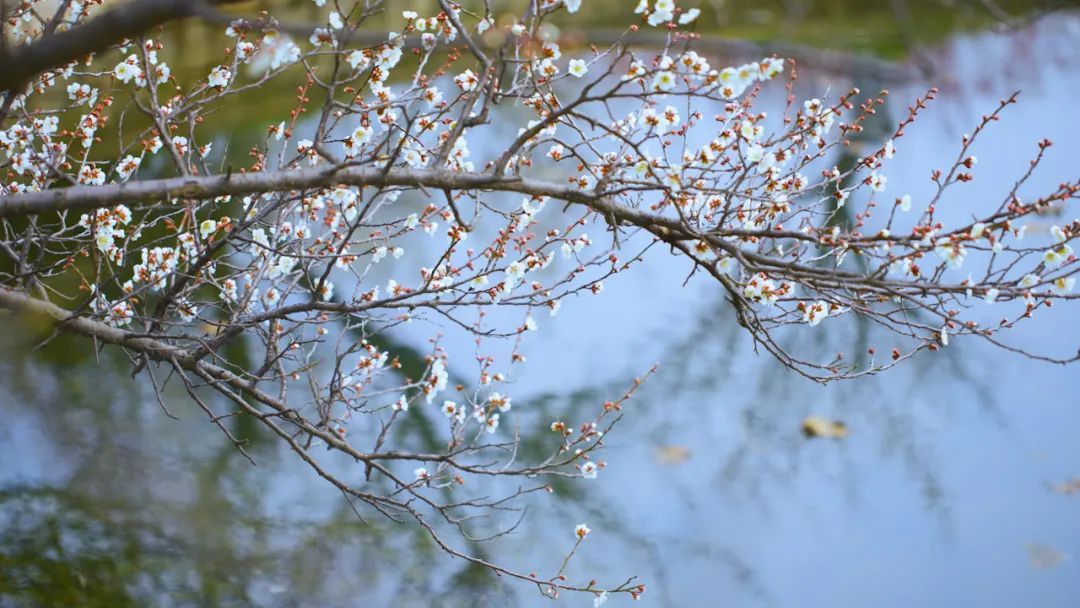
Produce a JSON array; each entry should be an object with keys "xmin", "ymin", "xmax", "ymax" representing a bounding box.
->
[{"xmin": 2, "ymin": 15, "xmax": 1080, "ymax": 608}]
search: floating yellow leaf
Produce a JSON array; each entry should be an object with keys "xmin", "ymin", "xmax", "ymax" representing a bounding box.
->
[
  {"xmin": 1048, "ymin": 478, "xmax": 1080, "ymax": 496},
  {"xmin": 654, "ymin": 445, "xmax": 692, "ymax": 465},
  {"xmin": 801, "ymin": 416, "xmax": 848, "ymax": 440}
]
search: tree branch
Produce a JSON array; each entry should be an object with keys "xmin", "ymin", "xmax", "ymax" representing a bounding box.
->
[
  {"xmin": 0, "ymin": 0, "xmax": 244, "ymax": 93},
  {"xmin": 0, "ymin": 285, "xmax": 462, "ymax": 464},
  {"xmin": 0, "ymin": 167, "xmax": 574, "ymax": 217}
]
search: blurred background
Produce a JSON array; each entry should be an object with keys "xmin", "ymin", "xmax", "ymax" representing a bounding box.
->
[{"xmin": 2, "ymin": 1, "xmax": 1080, "ymax": 606}]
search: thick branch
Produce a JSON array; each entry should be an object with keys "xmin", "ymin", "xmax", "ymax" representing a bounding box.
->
[
  {"xmin": 0, "ymin": 286, "xmax": 186, "ymax": 359},
  {"xmin": 0, "ymin": 0, "xmax": 243, "ymax": 93},
  {"xmin": 0, "ymin": 166, "xmax": 579, "ymax": 217},
  {"xmin": 1, "ymin": 164, "xmax": 998, "ymax": 300}
]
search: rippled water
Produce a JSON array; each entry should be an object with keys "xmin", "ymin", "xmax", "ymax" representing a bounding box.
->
[{"xmin": 2, "ymin": 16, "xmax": 1079, "ymax": 608}]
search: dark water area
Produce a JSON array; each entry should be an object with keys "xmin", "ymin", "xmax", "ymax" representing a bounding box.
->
[{"xmin": 2, "ymin": 14, "xmax": 1080, "ymax": 608}]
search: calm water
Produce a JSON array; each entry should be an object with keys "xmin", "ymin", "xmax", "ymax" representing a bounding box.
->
[{"xmin": 2, "ymin": 16, "xmax": 1080, "ymax": 608}]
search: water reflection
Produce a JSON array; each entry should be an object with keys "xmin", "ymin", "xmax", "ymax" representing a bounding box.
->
[{"xmin": 3, "ymin": 15, "xmax": 1080, "ymax": 607}]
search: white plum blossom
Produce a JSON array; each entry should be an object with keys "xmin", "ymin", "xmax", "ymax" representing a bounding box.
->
[
  {"xmin": 106, "ymin": 301, "xmax": 134, "ymax": 327},
  {"xmin": 113, "ymin": 56, "xmax": 141, "ymax": 83},
  {"xmin": 548, "ymin": 299, "xmax": 562, "ymax": 316},
  {"xmin": 251, "ymin": 32, "xmax": 301, "ymax": 71},
  {"xmin": 423, "ymin": 86, "xmax": 443, "ymax": 107},
  {"xmin": 250, "ymin": 228, "xmax": 270, "ymax": 256},
  {"xmin": 1051, "ymin": 277, "xmax": 1076, "ymax": 295},
  {"xmin": 426, "ymin": 360, "xmax": 449, "ymax": 403},
  {"xmin": 317, "ymin": 280, "xmax": 334, "ymax": 301},
  {"xmin": 568, "ymin": 59, "xmax": 588, "ymax": 78},
  {"xmin": 199, "ymin": 219, "xmax": 217, "ymax": 240},
  {"xmin": 347, "ymin": 50, "xmax": 370, "ymax": 70},
  {"xmin": 835, "ymin": 189, "xmax": 850, "ymax": 208},
  {"xmin": 503, "ymin": 259, "xmax": 527, "ymax": 293},
  {"xmin": 543, "ymin": 41, "xmax": 562, "ymax": 60},
  {"xmin": 115, "ymin": 155, "xmax": 141, "ymax": 181},
  {"xmin": 207, "ymin": 65, "xmax": 231, "ymax": 88},
  {"xmin": 343, "ymin": 124, "xmax": 372, "ymax": 157},
  {"xmin": 171, "ymin": 136, "xmax": 189, "ymax": 157},
  {"xmin": 236, "ymin": 41, "xmax": 255, "ymax": 61},
  {"xmin": 740, "ymin": 119, "xmax": 763, "ymax": 141},
  {"xmin": 648, "ymin": 0, "xmax": 675, "ymax": 25},
  {"xmin": 745, "ymin": 144, "xmax": 764, "ymax": 164},
  {"xmin": 652, "ymin": 70, "xmax": 676, "ymax": 92},
  {"xmin": 1050, "ymin": 225, "xmax": 1068, "ymax": 243},
  {"xmin": 220, "ymin": 280, "xmax": 238, "ymax": 302},
  {"xmin": 309, "ymin": 27, "xmax": 334, "ymax": 46},
  {"xmin": 1043, "ymin": 244, "xmax": 1073, "ymax": 269},
  {"xmin": 66, "ymin": 82, "xmax": 95, "ymax": 106},
  {"xmin": 935, "ymin": 240, "xmax": 966, "ymax": 269},
  {"xmin": 484, "ymin": 413, "xmax": 500, "ymax": 433},
  {"xmin": 78, "ymin": 164, "xmax": 105, "ymax": 185},
  {"xmin": 267, "ymin": 255, "xmax": 297, "ymax": 279},
  {"xmin": 574, "ymin": 523, "xmax": 591, "ymax": 539},
  {"xmin": 402, "ymin": 143, "xmax": 428, "ymax": 168},
  {"xmin": 489, "ymin": 393, "xmax": 512, "ymax": 412},
  {"xmin": 581, "ymin": 461, "xmax": 599, "ymax": 479},
  {"xmin": 717, "ymin": 257, "xmax": 736, "ymax": 276},
  {"xmin": 454, "ymin": 69, "xmax": 479, "ymax": 92},
  {"xmin": 742, "ymin": 273, "xmax": 782, "ymax": 307},
  {"xmin": 441, "ymin": 400, "xmax": 463, "ymax": 421},
  {"xmin": 330, "ymin": 187, "xmax": 359, "ymax": 220},
  {"xmin": 803, "ymin": 301, "xmax": 830, "ymax": 326},
  {"xmin": 884, "ymin": 139, "xmax": 896, "ymax": 159},
  {"xmin": 94, "ymin": 229, "xmax": 114, "ymax": 252},
  {"xmin": 679, "ymin": 8, "xmax": 701, "ymax": 23}
]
